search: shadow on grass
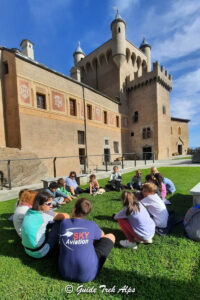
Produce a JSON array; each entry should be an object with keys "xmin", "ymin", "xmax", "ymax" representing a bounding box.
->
[
  {"xmin": 94, "ymin": 267, "xmax": 200, "ymax": 299},
  {"xmin": 94, "ymin": 215, "xmax": 114, "ymax": 222}
]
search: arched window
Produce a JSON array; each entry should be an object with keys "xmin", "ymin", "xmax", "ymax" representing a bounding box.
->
[
  {"xmin": 118, "ymin": 27, "xmax": 121, "ymax": 33},
  {"xmin": 178, "ymin": 127, "xmax": 181, "ymax": 135}
]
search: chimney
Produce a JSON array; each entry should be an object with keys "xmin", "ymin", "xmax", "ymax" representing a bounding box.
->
[{"xmin": 20, "ymin": 39, "xmax": 34, "ymax": 60}]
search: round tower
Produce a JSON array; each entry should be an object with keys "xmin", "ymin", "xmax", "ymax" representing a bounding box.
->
[
  {"xmin": 73, "ymin": 42, "xmax": 85, "ymax": 66},
  {"xmin": 139, "ymin": 37, "xmax": 151, "ymax": 72},
  {"xmin": 111, "ymin": 9, "xmax": 126, "ymax": 68}
]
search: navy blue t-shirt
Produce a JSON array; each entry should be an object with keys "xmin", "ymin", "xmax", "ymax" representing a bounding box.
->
[{"xmin": 59, "ymin": 218, "xmax": 102, "ymax": 282}]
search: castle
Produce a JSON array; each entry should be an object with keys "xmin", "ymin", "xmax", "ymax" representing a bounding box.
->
[{"xmin": 0, "ymin": 11, "xmax": 189, "ymax": 176}]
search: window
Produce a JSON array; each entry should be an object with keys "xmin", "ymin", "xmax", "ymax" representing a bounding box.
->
[
  {"xmin": 78, "ymin": 131, "xmax": 85, "ymax": 145},
  {"xmin": 163, "ymin": 105, "xmax": 166, "ymax": 114},
  {"xmin": 118, "ymin": 27, "xmax": 121, "ymax": 33},
  {"xmin": 37, "ymin": 93, "xmax": 46, "ymax": 109},
  {"xmin": 178, "ymin": 127, "xmax": 181, "ymax": 135},
  {"xmin": 147, "ymin": 127, "xmax": 151, "ymax": 138},
  {"xmin": 103, "ymin": 111, "xmax": 108, "ymax": 124},
  {"xmin": 133, "ymin": 111, "xmax": 138, "ymax": 123},
  {"xmin": 142, "ymin": 128, "xmax": 146, "ymax": 139},
  {"xmin": 87, "ymin": 104, "xmax": 92, "ymax": 120},
  {"xmin": 142, "ymin": 127, "xmax": 152, "ymax": 139},
  {"xmin": 116, "ymin": 116, "xmax": 119, "ymax": 127},
  {"xmin": 131, "ymin": 132, "xmax": 134, "ymax": 137},
  {"xmin": 105, "ymin": 139, "xmax": 109, "ymax": 146},
  {"xmin": 3, "ymin": 61, "xmax": 8, "ymax": 74},
  {"xmin": 69, "ymin": 98, "xmax": 76, "ymax": 116},
  {"xmin": 114, "ymin": 141, "xmax": 119, "ymax": 153}
]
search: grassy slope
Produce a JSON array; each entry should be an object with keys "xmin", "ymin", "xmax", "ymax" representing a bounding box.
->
[{"xmin": 0, "ymin": 167, "xmax": 200, "ymax": 300}]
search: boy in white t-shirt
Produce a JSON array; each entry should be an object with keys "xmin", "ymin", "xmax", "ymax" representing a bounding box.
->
[{"xmin": 141, "ymin": 183, "xmax": 168, "ymax": 229}]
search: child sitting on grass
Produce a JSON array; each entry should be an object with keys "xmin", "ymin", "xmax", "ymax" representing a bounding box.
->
[
  {"xmin": 13, "ymin": 189, "xmax": 38, "ymax": 237},
  {"xmin": 127, "ymin": 170, "xmax": 142, "ymax": 191},
  {"xmin": 154, "ymin": 173, "xmax": 167, "ymax": 200},
  {"xmin": 150, "ymin": 166, "xmax": 176, "ymax": 194},
  {"xmin": 114, "ymin": 191, "xmax": 155, "ymax": 249},
  {"xmin": 57, "ymin": 178, "xmax": 73, "ymax": 200},
  {"xmin": 45, "ymin": 182, "xmax": 71, "ymax": 206},
  {"xmin": 59, "ymin": 198, "xmax": 115, "ymax": 282},
  {"xmin": 106, "ymin": 165, "xmax": 122, "ymax": 192},
  {"xmin": 89, "ymin": 174, "xmax": 100, "ymax": 195},
  {"xmin": 22, "ymin": 191, "xmax": 70, "ymax": 258},
  {"xmin": 141, "ymin": 183, "xmax": 168, "ymax": 229}
]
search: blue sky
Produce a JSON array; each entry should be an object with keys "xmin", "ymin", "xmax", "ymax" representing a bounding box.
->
[{"xmin": 1, "ymin": 0, "xmax": 199, "ymax": 148}]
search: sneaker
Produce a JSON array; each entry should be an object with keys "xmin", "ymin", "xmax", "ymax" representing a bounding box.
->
[
  {"xmin": 119, "ymin": 240, "xmax": 138, "ymax": 249},
  {"xmin": 138, "ymin": 238, "xmax": 153, "ymax": 244}
]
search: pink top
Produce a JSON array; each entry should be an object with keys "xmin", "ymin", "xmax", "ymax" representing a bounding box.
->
[
  {"xmin": 160, "ymin": 183, "xmax": 167, "ymax": 199},
  {"xmin": 89, "ymin": 179, "xmax": 99, "ymax": 189}
]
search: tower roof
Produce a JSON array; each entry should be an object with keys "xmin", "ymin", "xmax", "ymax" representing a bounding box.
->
[
  {"xmin": 111, "ymin": 9, "xmax": 126, "ymax": 28},
  {"xmin": 139, "ymin": 37, "xmax": 151, "ymax": 49},
  {"xmin": 73, "ymin": 41, "xmax": 85, "ymax": 57}
]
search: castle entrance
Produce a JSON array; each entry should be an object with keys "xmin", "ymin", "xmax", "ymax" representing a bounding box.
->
[
  {"xmin": 178, "ymin": 144, "xmax": 183, "ymax": 155},
  {"xmin": 143, "ymin": 147, "xmax": 152, "ymax": 160},
  {"xmin": 104, "ymin": 148, "xmax": 111, "ymax": 162}
]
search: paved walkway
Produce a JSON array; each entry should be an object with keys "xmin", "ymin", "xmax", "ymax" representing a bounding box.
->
[{"xmin": 0, "ymin": 158, "xmax": 199, "ymax": 202}]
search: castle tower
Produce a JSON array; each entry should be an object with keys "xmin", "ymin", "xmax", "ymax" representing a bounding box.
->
[
  {"xmin": 111, "ymin": 9, "xmax": 126, "ymax": 68},
  {"xmin": 20, "ymin": 39, "xmax": 34, "ymax": 60},
  {"xmin": 73, "ymin": 42, "xmax": 85, "ymax": 66},
  {"xmin": 139, "ymin": 38, "xmax": 151, "ymax": 71}
]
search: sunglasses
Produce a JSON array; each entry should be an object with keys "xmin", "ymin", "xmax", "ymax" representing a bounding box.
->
[{"xmin": 44, "ymin": 202, "xmax": 52, "ymax": 206}]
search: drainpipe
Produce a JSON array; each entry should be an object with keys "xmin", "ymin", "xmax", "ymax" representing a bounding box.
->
[{"xmin": 82, "ymin": 86, "xmax": 88, "ymax": 172}]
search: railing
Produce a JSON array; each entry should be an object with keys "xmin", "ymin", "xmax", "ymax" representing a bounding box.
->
[{"xmin": 0, "ymin": 152, "xmax": 155, "ymax": 190}]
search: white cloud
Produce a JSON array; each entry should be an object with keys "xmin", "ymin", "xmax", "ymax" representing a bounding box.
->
[
  {"xmin": 153, "ymin": 17, "xmax": 200, "ymax": 62},
  {"xmin": 114, "ymin": 0, "xmax": 139, "ymax": 13},
  {"xmin": 168, "ymin": 57, "xmax": 200, "ymax": 73},
  {"xmin": 171, "ymin": 69, "xmax": 200, "ymax": 124}
]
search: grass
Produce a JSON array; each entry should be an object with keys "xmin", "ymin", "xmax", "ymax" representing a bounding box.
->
[
  {"xmin": 172, "ymin": 156, "xmax": 192, "ymax": 160},
  {"xmin": 0, "ymin": 167, "xmax": 200, "ymax": 300}
]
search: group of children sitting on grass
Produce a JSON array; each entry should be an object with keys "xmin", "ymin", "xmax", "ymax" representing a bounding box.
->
[{"xmin": 11, "ymin": 166, "xmax": 200, "ymax": 283}]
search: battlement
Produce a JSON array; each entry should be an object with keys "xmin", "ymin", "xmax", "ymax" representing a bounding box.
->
[
  {"xmin": 126, "ymin": 60, "xmax": 172, "ymax": 93},
  {"xmin": 153, "ymin": 61, "xmax": 172, "ymax": 81}
]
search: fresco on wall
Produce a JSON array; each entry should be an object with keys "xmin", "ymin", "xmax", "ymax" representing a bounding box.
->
[
  {"xmin": 19, "ymin": 80, "xmax": 31, "ymax": 104},
  {"xmin": 95, "ymin": 107, "xmax": 101, "ymax": 121},
  {"xmin": 52, "ymin": 91, "xmax": 65, "ymax": 112},
  {"xmin": 109, "ymin": 112, "xmax": 115, "ymax": 125}
]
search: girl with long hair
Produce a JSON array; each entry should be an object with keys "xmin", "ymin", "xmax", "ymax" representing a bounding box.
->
[{"xmin": 114, "ymin": 191, "xmax": 155, "ymax": 249}]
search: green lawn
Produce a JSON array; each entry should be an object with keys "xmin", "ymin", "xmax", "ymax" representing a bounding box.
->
[
  {"xmin": 172, "ymin": 156, "xmax": 192, "ymax": 160},
  {"xmin": 0, "ymin": 167, "xmax": 200, "ymax": 300}
]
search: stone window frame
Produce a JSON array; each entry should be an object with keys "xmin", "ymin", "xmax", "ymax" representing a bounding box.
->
[
  {"xmin": 103, "ymin": 111, "xmax": 108, "ymax": 124},
  {"xmin": 87, "ymin": 104, "xmax": 92, "ymax": 120},
  {"xmin": 69, "ymin": 98, "xmax": 77, "ymax": 116},
  {"xmin": 36, "ymin": 92, "xmax": 46, "ymax": 110}
]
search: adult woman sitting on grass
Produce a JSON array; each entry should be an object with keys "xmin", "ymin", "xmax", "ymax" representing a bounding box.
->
[
  {"xmin": 65, "ymin": 171, "xmax": 83, "ymax": 197},
  {"xmin": 13, "ymin": 189, "xmax": 38, "ymax": 237},
  {"xmin": 21, "ymin": 191, "xmax": 69, "ymax": 258},
  {"xmin": 114, "ymin": 191, "xmax": 155, "ymax": 249}
]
